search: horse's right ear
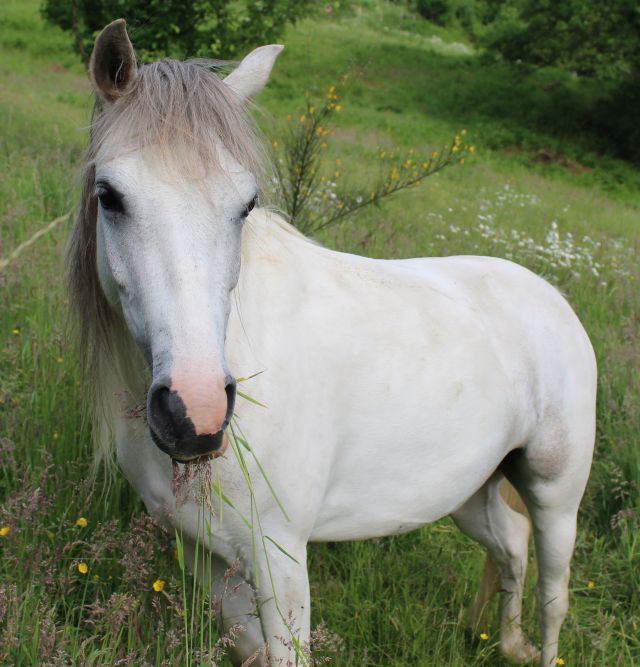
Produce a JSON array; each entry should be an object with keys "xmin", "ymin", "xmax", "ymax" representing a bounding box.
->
[{"xmin": 89, "ymin": 19, "xmax": 138, "ymax": 102}]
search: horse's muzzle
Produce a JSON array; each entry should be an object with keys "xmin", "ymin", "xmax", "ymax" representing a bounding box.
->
[{"xmin": 147, "ymin": 376, "xmax": 236, "ymax": 461}]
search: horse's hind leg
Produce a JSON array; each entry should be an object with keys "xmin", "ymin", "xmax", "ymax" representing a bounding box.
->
[
  {"xmin": 503, "ymin": 404, "xmax": 595, "ymax": 666},
  {"xmin": 505, "ymin": 450, "xmax": 592, "ymax": 666},
  {"xmin": 452, "ymin": 472, "xmax": 539, "ymax": 663}
]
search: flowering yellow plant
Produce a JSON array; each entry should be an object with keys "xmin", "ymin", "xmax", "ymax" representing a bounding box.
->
[{"xmin": 273, "ymin": 79, "xmax": 474, "ymax": 234}]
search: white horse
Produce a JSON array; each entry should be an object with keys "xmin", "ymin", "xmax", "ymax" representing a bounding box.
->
[{"xmin": 70, "ymin": 19, "xmax": 596, "ymax": 667}]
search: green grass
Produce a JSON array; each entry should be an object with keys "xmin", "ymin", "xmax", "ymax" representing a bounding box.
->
[{"xmin": 1, "ymin": 0, "xmax": 638, "ymax": 664}]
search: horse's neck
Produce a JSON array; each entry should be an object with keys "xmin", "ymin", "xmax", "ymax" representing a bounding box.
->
[
  {"xmin": 229, "ymin": 210, "xmax": 319, "ymax": 364},
  {"xmin": 239, "ymin": 209, "xmax": 318, "ymax": 286}
]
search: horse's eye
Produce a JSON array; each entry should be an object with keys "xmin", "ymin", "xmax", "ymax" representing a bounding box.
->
[
  {"xmin": 96, "ymin": 183, "xmax": 125, "ymax": 214},
  {"xmin": 242, "ymin": 195, "xmax": 258, "ymax": 218}
]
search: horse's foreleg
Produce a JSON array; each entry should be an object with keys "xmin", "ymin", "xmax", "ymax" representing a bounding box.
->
[
  {"xmin": 182, "ymin": 540, "xmax": 268, "ymax": 666},
  {"xmin": 253, "ymin": 544, "xmax": 311, "ymax": 666},
  {"xmin": 452, "ymin": 473, "xmax": 539, "ymax": 663}
]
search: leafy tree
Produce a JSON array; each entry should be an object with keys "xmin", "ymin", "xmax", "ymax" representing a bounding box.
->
[
  {"xmin": 476, "ymin": 0, "xmax": 640, "ymax": 82},
  {"xmin": 470, "ymin": 0, "xmax": 640, "ymax": 162},
  {"xmin": 42, "ymin": 0, "xmax": 321, "ymax": 64}
]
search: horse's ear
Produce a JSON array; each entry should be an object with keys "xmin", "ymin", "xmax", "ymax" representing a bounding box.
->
[
  {"xmin": 224, "ymin": 44, "xmax": 284, "ymax": 101},
  {"xmin": 89, "ymin": 19, "xmax": 138, "ymax": 102}
]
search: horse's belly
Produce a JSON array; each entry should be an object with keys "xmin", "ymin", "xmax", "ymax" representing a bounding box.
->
[
  {"xmin": 309, "ymin": 378, "xmax": 521, "ymax": 541},
  {"xmin": 309, "ymin": 449, "xmax": 502, "ymax": 541}
]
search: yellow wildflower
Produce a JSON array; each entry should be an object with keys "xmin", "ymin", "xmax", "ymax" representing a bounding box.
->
[
  {"xmin": 334, "ymin": 171, "xmax": 341, "ymax": 178},
  {"xmin": 0, "ymin": 526, "xmax": 10, "ymax": 537},
  {"xmin": 12, "ymin": 328, "xmax": 20, "ymax": 336},
  {"xmin": 335, "ymin": 158, "xmax": 342, "ymax": 166},
  {"xmin": 479, "ymin": 633, "xmax": 489, "ymax": 641},
  {"xmin": 556, "ymin": 659, "xmax": 565, "ymax": 666},
  {"xmin": 309, "ymin": 106, "xmax": 315, "ymax": 114},
  {"xmin": 327, "ymin": 85, "xmax": 335, "ymax": 97},
  {"xmin": 272, "ymin": 140, "xmax": 278, "ymax": 148},
  {"xmin": 75, "ymin": 517, "xmax": 88, "ymax": 528},
  {"xmin": 469, "ymin": 145, "xmax": 476, "ymax": 155},
  {"xmin": 299, "ymin": 115, "xmax": 306, "ymax": 123},
  {"xmin": 77, "ymin": 562, "xmax": 89, "ymax": 575},
  {"xmin": 52, "ymin": 432, "xmax": 59, "ymax": 440},
  {"xmin": 57, "ymin": 357, "xmax": 64, "ymax": 364},
  {"xmin": 461, "ymin": 128, "xmax": 467, "ymax": 135},
  {"xmin": 152, "ymin": 579, "xmax": 165, "ymax": 592},
  {"xmin": 335, "ymin": 104, "xmax": 342, "ymax": 112},
  {"xmin": 431, "ymin": 151, "xmax": 439, "ymax": 159},
  {"xmin": 587, "ymin": 581, "xmax": 595, "ymax": 589}
]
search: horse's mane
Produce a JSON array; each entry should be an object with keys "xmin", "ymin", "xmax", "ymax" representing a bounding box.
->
[{"xmin": 68, "ymin": 58, "xmax": 266, "ymax": 467}]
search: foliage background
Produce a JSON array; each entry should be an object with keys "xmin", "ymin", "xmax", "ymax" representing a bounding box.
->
[{"xmin": 42, "ymin": 0, "xmax": 321, "ymax": 62}]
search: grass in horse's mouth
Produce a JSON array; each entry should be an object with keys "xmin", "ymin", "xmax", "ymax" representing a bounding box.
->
[{"xmin": 171, "ymin": 455, "xmax": 214, "ymax": 507}]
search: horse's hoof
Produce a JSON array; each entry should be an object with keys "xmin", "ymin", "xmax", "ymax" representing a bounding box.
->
[{"xmin": 501, "ymin": 638, "xmax": 541, "ymax": 664}]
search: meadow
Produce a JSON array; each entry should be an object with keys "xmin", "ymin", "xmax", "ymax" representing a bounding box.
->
[{"xmin": 0, "ymin": 0, "xmax": 638, "ymax": 664}]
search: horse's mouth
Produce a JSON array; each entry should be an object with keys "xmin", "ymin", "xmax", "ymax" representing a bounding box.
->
[{"xmin": 149, "ymin": 426, "xmax": 228, "ymax": 462}]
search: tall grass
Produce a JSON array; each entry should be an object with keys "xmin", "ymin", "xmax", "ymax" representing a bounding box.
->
[{"xmin": 1, "ymin": 0, "xmax": 638, "ymax": 664}]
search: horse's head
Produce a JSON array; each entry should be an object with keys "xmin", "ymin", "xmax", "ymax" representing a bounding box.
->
[{"xmin": 87, "ymin": 20, "xmax": 282, "ymax": 461}]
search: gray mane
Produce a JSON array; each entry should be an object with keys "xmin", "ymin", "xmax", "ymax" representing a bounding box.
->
[{"xmin": 91, "ymin": 58, "xmax": 264, "ymax": 177}]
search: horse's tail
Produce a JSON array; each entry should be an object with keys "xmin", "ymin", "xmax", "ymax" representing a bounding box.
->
[{"xmin": 468, "ymin": 479, "xmax": 530, "ymax": 630}]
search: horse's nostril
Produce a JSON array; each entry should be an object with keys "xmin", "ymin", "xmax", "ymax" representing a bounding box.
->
[
  {"xmin": 224, "ymin": 376, "xmax": 236, "ymax": 428},
  {"xmin": 148, "ymin": 384, "xmax": 179, "ymax": 444},
  {"xmin": 157, "ymin": 386, "xmax": 171, "ymax": 417}
]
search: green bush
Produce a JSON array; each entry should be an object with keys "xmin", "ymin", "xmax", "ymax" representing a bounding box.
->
[
  {"xmin": 415, "ymin": 0, "xmax": 451, "ymax": 24},
  {"xmin": 41, "ymin": 0, "xmax": 322, "ymax": 64},
  {"xmin": 414, "ymin": 0, "xmax": 474, "ymax": 30}
]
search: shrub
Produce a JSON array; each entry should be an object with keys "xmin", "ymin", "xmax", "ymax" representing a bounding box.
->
[{"xmin": 41, "ymin": 0, "xmax": 322, "ymax": 64}]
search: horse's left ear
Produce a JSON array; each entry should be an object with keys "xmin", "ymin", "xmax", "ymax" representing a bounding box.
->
[
  {"xmin": 224, "ymin": 44, "xmax": 284, "ymax": 101},
  {"xmin": 90, "ymin": 19, "xmax": 138, "ymax": 102}
]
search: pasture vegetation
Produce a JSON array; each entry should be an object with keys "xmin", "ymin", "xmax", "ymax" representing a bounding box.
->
[{"xmin": 0, "ymin": 0, "xmax": 638, "ymax": 664}]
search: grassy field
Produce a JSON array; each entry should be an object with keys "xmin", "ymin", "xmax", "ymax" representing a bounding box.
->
[{"xmin": 1, "ymin": 0, "xmax": 638, "ymax": 664}]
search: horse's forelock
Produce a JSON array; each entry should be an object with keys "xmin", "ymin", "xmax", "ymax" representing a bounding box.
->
[{"xmin": 89, "ymin": 58, "xmax": 266, "ymax": 185}]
